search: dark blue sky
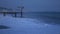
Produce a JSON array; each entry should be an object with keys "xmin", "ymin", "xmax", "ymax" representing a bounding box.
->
[{"xmin": 0, "ymin": 0, "xmax": 60, "ymax": 12}]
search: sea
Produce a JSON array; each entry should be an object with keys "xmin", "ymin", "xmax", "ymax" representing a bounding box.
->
[
  {"xmin": 0, "ymin": 10, "xmax": 60, "ymax": 34},
  {"xmin": 11, "ymin": 12, "xmax": 60, "ymax": 25},
  {"xmin": 0, "ymin": 10, "xmax": 60, "ymax": 25}
]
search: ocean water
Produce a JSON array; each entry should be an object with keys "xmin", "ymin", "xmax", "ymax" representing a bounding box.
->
[
  {"xmin": 10, "ymin": 12, "xmax": 60, "ymax": 25},
  {"xmin": 0, "ymin": 12, "xmax": 60, "ymax": 34},
  {"xmin": 0, "ymin": 12, "xmax": 60, "ymax": 25}
]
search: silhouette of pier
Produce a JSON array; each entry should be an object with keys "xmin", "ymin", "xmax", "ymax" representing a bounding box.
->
[
  {"xmin": 0, "ymin": 6, "xmax": 24, "ymax": 18},
  {"xmin": 0, "ymin": 12, "xmax": 22, "ymax": 17}
]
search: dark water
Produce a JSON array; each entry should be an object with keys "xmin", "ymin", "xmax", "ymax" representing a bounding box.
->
[
  {"xmin": 0, "ymin": 11, "xmax": 60, "ymax": 25},
  {"xmin": 23, "ymin": 12, "xmax": 60, "ymax": 25},
  {"xmin": 10, "ymin": 12, "xmax": 60, "ymax": 25},
  {"xmin": 0, "ymin": 25, "xmax": 10, "ymax": 29}
]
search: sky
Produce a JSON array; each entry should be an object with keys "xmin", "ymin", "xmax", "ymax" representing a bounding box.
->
[{"xmin": 0, "ymin": 0, "xmax": 60, "ymax": 12}]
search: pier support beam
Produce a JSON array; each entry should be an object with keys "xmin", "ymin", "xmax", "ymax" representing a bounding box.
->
[
  {"xmin": 18, "ymin": 6, "xmax": 24, "ymax": 18},
  {"xmin": 3, "ymin": 12, "xmax": 6, "ymax": 16}
]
